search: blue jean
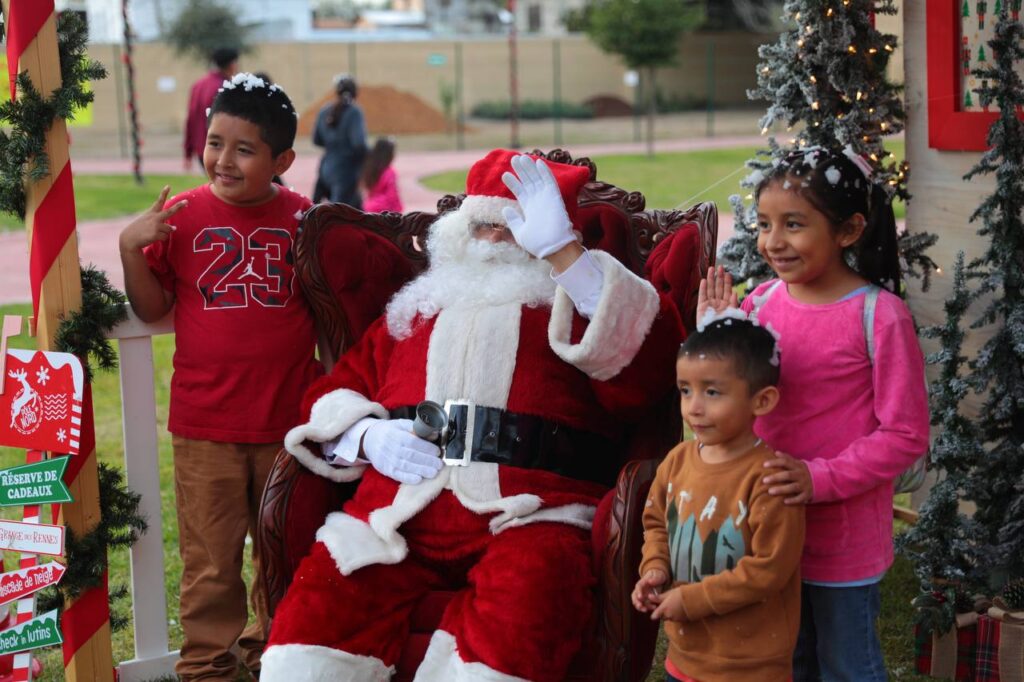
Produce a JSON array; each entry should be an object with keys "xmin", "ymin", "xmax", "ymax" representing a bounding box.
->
[{"xmin": 793, "ymin": 582, "xmax": 887, "ymax": 682}]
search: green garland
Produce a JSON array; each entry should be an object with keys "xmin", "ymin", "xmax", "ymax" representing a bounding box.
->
[
  {"xmin": 0, "ymin": 12, "xmax": 106, "ymax": 220},
  {"xmin": 54, "ymin": 265, "xmax": 129, "ymax": 383},
  {"xmin": 1, "ymin": 11, "xmax": 144, "ymax": 633}
]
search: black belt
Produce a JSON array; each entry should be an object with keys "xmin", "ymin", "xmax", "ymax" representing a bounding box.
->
[{"xmin": 389, "ymin": 403, "xmax": 619, "ymax": 487}]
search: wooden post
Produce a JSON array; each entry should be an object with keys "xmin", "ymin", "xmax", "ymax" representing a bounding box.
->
[{"xmin": 2, "ymin": 3, "xmax": 115, "ymax": 680}]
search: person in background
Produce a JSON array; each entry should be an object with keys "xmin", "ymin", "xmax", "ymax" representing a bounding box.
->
[
  {"xmin": 312, "ymin": 73, "xmax": 368, "ymax": 206},
  {"xmin": 361, "ymin": 137, "xmax": 403, "ymax": 213},
  {"xmin": 120, "ymin": 73, "xmax": 322, "ymax": 681},
  {"xmin": 183, "ymin": 47, "xmax": 239, "ymax": 172}
]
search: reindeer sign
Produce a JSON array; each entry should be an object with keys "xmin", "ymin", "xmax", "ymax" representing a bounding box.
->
[{"xmin": 0, "ymin": 349, "xmax": 83, "ymax": 455}]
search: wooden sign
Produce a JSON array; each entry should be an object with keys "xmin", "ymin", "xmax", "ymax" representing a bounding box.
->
[
  {"xmin": 0, "ymin": 457, "xmax": 73, "ymax": 507},
  {"xmin": 0, "ymin": 349, "xmax": 83, "ymax": 455},
  {"xmin": 0, "ymin": 562, "xmax": 66, "ymax": 608},
  {"xmin": 0, "ymin": 519, "xmax": 64, "ymax": 556},
  {"xmin": 0, "ymin": 609, "xmax": 63, "ymax": 656}
]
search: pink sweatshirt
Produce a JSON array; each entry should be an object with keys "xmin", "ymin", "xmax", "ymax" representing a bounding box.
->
[
  {"xmin": 363, "ymin": 166, "xmax": 403, "ymax": 213},
  {"xmin": 741, "ymin": 280, "xmax": 929, "ymax": 582}
]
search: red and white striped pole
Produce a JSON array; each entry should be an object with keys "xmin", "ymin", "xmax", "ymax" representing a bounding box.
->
[
  {"xmin": 11, "ymin": 450, "xmax": 44, "ymax": 682},
  {"xmin": 3, "ymin": 2, "xmax": 115, "ymax": 680}
]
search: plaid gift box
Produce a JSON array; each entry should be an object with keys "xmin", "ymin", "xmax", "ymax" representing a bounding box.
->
[
  {"xmin": 976, "ymin": 603, "xmax": 1024, "ymax": 682},
  {"xmin": 916, "ymin": 613, "xmax": 980, "ymax": 680}
]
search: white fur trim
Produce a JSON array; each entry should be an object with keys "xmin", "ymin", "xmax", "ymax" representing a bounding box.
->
[
  {"xmin": 446, "ymin": 464, "xmax": 543, "ymax": 532},
  {"xmin": 548, "ymin": 250, "xmax": 660, "ymax": 380},
  {"xmin": 459, "ymin": 195, "xmax": 518, "ymax": 226},
  {"xmin": 425, "ymin": 304, "xmax": 521, "ymax": 408},
  {"xmin": 491, "ymin": 502, "xmax": 596, "ymax": 534},
  {"xmin": 413, "ymin": 630, "xmax": 530, "ymax": 682},
  {"xmin": 283, "ymin": 388, "xmax": 389, "ymax": 482},
  {"xmin": 316, "ymin": 510, "xmax": 409, "ymax": 576},
  {"xmin": 261, "ymin": 643, "xmax": 393, "ymax": 681}
]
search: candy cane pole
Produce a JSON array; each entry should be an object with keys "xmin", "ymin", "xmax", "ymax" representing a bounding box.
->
[{"xmin": 2, "ymin": 2, "xmax": 114, "ymax": 680}]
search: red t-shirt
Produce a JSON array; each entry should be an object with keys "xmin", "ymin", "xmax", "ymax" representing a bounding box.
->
[{"xmin": 144, "ymin": 184, "xmax": 323, "ymax": 443}]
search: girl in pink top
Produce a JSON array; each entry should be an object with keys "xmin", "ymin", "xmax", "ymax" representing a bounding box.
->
[
  {"xmin": 700, "ymin": 146, "xmax": 929, "ymax": 681},
  {"xmin": 361, "ymin": 137, "xmax": 403, "ymax": 213}
]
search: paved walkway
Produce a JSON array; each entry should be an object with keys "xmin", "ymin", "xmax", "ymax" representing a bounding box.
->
[{"xmin": 0, "ymin": 136, "xmax": 754, "ymax": 305}]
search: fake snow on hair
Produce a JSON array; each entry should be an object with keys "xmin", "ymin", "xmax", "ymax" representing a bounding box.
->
[
  {"xmin": 782, "ymin": 180, "xmax": 792, "ymax": 190},
  {"xmin": 825, "ymin": 166, "xmax": 842, "ymax": 186},
  {"xmin": 697, "ymin": 305, "xmax": 748, "ymax": 332},
  {"xmin": 223, "ymin": 73, "xmax": 268, "ymax": 92}
]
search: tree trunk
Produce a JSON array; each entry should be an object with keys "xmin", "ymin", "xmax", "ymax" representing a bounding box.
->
[{"xmin": 646, "ymin": 66, "xmax": 657, "ymax": 157}]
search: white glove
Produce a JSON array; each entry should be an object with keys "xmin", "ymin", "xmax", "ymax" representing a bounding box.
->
[
  {"xmin": 500, "ymin": 155, "xmax": 577, "ymax": 259},
  {"xmin": 362, "ymin": 418, "xmax": 443, "ymax": 484}
]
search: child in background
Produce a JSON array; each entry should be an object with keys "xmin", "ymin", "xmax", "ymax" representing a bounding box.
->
[
  {"xmin": 634, "ymin": 316, "xmax": 804, "ymax": 682},
  {"xmin": 700, "ymin": 146, "xmax": 929, "ymax": 681},
  {"xmin": 361, "ymin": 137, "xmax": 404, "ymax": 213},
  {"xmin": 119, "ymin": 73, "xmax": 322, "ymax": 681}
]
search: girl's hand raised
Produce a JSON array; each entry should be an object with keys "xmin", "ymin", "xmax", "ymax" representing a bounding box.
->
[
  {"xmin": 696, "ymin": 265, "xmax": 739, "ymax": 322},
  {"xmin": 763, "ymin": 451, "xmax": 813, "ymax": 504}
]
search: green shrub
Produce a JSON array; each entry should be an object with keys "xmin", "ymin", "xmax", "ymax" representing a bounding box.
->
[{"xmin": 470, "ymin": 99, "xmax": 594, "ymax": 120}]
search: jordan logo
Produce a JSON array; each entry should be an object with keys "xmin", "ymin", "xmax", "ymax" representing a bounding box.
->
[{"xmin": 239, "ymin": 257, "xmax": 264, "ymax": 281}]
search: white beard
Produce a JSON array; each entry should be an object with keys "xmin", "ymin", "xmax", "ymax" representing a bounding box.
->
[{"xmin": 385, "ymin": 210, "xmax": 556, "ymax": 340}]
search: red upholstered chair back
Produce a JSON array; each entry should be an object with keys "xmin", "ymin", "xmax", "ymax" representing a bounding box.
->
[{"xmin": 259, "ymin": 149, "xmax": 718, "ymax": 682}]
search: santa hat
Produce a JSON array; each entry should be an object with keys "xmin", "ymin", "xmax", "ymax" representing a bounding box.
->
[{"xmin": 457, "ymin": 149, "xmax": 592, "ymax": 226}]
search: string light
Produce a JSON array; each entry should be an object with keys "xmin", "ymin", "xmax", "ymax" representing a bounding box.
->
[
  {"xmin": 810, "ymin": 75, "xmax": 817, "ymax": 83},
  {"xmin": 798, "ymin": 39, "xmax": 805, "ymax": 47},
  {"xmin": 848, "ymin": 45, "xmax": 857, "ymax": 54},
  {"xmin": 812, "ymin": 100, "xmax": 820, "ymax": 110},
  {"xmin": 880, "ymin": 122, "xmax": 889, "ymax": 131},
  {"xmin": 827, "ymin": 7, "xmax": 834, "ymax": 16},
  {"xmin": 868, "ymin": 47, "xmax": 878, "ymax": 54},
  {"xmin": 885, "ymin": 44, "xmax": 894, "ymax": 52},
  {"xmin": 935, "ymin": 267, "xmax": 943, "ymax": 274},
  {"xmin": 856, "ymin": 90, "xmax": 864, "ymax": 100}
]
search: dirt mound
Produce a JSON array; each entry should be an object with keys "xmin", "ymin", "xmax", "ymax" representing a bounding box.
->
[
  {"xmin": 585, "ymin": 94, "xmax": 634, "ymax": 117},
  {"xmin": 298, "ymin": 84, "xmax": 455, "ymax": 136}
]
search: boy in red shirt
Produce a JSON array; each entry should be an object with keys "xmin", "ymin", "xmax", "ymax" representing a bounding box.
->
[{"xmin": 119, "ymin": 73, "xmax": 322, "ymax": 681}]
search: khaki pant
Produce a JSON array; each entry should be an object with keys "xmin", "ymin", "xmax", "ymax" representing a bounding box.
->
[{"xmin": 172, "ymin": 436, "xmax": 278, "ymax": 681}]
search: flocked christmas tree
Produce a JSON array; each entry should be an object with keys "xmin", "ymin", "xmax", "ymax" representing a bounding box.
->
[
  {"xmin": 719, "ymin": 0, "xmax": 938, "ymax": 290},
  {"xmin": 896, "ymin": 252, "xmax": 984, "ymax": 633},
  {"xmin": 958, "ymin": 6, "xmax": 1024, "ymax": 589}
]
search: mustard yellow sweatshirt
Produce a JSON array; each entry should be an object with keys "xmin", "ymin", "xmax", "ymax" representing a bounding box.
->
[{"xmin": 640, "ymin": 439, "xmax": 805, "ymax": 682}]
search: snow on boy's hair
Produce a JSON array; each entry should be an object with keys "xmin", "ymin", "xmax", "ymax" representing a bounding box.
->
[
  {"xmin": 679, "ymin": 314, "xmax": 781, "ymax": 392},
  {"xmin": 209, "ymin": 72, "xmax": 298, "ymax": 157}
]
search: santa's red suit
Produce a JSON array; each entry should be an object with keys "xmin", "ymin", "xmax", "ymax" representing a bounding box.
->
[{"xmin": 261, "ymin": 150, "xmax": 683, "ymax": 681}]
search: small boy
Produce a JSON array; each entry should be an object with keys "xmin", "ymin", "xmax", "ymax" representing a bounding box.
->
[
  {"xmin": 119, "ymin": 73, "xmax": 322, "ymax": 681},
  {"xmin": 633, "ymin": 314, "xmax": 805, "ymax": 682}
]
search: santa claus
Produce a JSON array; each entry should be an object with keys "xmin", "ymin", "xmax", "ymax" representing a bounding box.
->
[{"xmin": 260, "ymin": 149, "xmax": 683, "ymax": 681}]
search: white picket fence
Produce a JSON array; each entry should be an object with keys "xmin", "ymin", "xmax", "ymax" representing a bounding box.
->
[{"xmin": 107, "ymin": 310, "xmax": 179, "ymax": 681}]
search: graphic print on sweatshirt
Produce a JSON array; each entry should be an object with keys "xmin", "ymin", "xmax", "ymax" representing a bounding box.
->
[
  {"xmin": 666, "ymin": 482, "xmax": 747, "ymax": 583},
  {"xmin": 194, "ymin": 226, "xmax": 295, "ymax": 309}
]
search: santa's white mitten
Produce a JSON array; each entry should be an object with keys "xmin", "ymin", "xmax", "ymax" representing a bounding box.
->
[
  {"xmin": 361, "ymin": 418, "xmax": 443, "ymax": 485},
  {"xmin": 500, "ymin": 155, "xmax": 576, "ymax": 259}
]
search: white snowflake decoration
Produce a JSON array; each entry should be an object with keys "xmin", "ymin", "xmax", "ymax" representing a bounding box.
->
[
  {"xmin": 35, "ymin": 367, "xmax": 49, "ymax": 385},
  {"xmin": 56, "ymin": 428, "xmax": 66, "ymax": 443}
]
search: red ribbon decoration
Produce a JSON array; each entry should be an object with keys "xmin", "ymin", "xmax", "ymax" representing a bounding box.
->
[
  {"xmin": 28, "ymin": 162, "xmax": 77, "ymax": 319},
  {"xmin": 5, "ymin": 0, "xmax": 55, "ymax": 100},
  {"xmin": 60, "ymin": 570, "xmax": 110, "ymax": 667}
]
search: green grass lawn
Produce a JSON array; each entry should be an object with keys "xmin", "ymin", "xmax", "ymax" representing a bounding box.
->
[
  {"xmin": 420, "ymin": 140, "xmax": 907, "ymax": 219},
  {"xmin": 0, "ymin": 174, "xmax": 206, "ymax": 232}
]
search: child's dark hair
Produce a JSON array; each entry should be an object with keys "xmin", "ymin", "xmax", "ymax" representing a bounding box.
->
[
  {"xmin": 326, "ymin": 74, "xmax": 358, "ymax": 127},
  {"xmin": 678, "ymin": 317, "xmax": 780, "ymax": 392},
  {"xmin": 754, "ymin": 147, "xmax": 901, "ymax": 292},
  {"xmin": 210, "ymin": 47, "xmax": 239, "ymax": 71},
  {"xmin": 208, "ymin": 72, "xmax": 297, "ymax": 157},
  {"xmin": 361, "ymin": 137, "xmax": 397, "ymax": 190}
]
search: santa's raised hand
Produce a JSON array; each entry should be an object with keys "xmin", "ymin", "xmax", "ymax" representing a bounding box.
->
[{"xmin": 500, "ymin": 155, "xmax": 578, "ymax": 260}]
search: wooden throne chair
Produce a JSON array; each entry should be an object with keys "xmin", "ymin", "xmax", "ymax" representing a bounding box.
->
[{"xmin": 257, "ymin": 149, "xmax": 718, "ymax": 682}]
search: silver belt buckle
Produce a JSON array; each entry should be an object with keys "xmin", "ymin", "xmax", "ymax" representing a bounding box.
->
[{"xmin": 442, "ymin": 399, "xmax": 474, "ymax": 466}]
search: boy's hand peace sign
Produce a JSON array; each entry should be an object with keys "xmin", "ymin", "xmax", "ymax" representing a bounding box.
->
[{"xmin": 119, "ymin": 186, "xmax": 188, "ymax": 254}]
